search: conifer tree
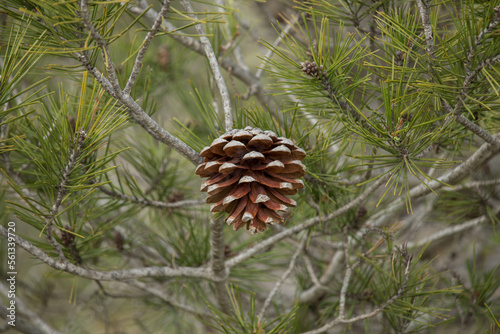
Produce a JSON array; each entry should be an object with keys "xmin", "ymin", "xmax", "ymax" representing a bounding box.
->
[{"xmin": 1, "ymin": 0, "xmax": 500, "ymax": 333}]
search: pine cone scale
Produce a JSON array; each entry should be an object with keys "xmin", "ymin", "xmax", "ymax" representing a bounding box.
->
[{"xmin": 197, "ymin": 127, "xmax": 306, "ymax": 234}]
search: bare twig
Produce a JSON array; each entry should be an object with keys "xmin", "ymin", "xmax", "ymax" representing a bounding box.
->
[
  {"xmin": 303, "ymin": 253, "xmax": 322, "ymax": 288},
  {"xmin": 451, "ymin": 179, "xmax": 500, "ymax": 191},
  {"xmin": 454, "ymin": 113, "xmax": 500, "ymax": 147},
  {"xmin": 302, "ymin": 256, "xmax": 412, "ymax": 334},
  {"xmin": 0, "ymin": 226, "xmax": 217, "ymax": 281},
  {"xmin": 123, "ymin": 0, "xmax": 173, "ymax": 95},
  {"xmin": 124, "ymin": 279, "xmax": 212, "ymax": 317},
  {"xmin": 255, "ymin": 17, "xmax": 297, "ymax": 79},
  {"xmin": 180, "ymin": 0, "xmax": 233, "ymax": 131},
  {"xmin": 257, "ymin": 234, "xmax": 307, "ymax": 321},
  {"xmin": 299, "ymin": 249, "xmax": 343, "ymax": 304},
  {"xmin": 406, "ymin": 206, "xmax": 500, "ymax": 249},
  {"xmin": 338, "ymin": 236, "xmax": 358, "ymax": 319}
]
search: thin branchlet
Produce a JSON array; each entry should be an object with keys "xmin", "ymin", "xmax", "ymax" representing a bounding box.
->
[
  {"xmin": 123, "ymin": 0, "xmax": 173, "ymax": 95},
  {"xmin": 258, "ymin": 233, "xmax": 307, "ymax": 321},
  {"xmin": 80, "ymin": 0, "xmax": 122, "ymax": 94},
  {"xmin": 45, "ymin": 130, "xmax": 87, "ymax": 264},
  {"xmin": 180, "ymin": 0, "xmax": 233, "ymax": 132}
]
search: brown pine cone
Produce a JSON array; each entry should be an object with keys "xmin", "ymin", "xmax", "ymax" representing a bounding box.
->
[
  {"xmin": 300, "ymin": 60, "xmax": 327, "ymax": 80},
  {"xmin": 196, "ymin": 127, "xmax": 306, "ymax": 234}
]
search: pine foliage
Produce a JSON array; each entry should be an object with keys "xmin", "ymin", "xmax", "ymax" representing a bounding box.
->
[{"xmin": 1, "ymin": 0, "xmax": 500, "ymax": 333}]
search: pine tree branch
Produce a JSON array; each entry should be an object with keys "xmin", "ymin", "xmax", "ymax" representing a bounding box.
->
[
  {"xmin": 44, "ymin": 130, "xmax": 87, "ymax": 264},
  {"xmin": 303, "ymin": 252, "xmax": 323, "ymax": 288},
  {"xmin": 74, "ymin": 6, "xmax": 203, "ymax": 165},
  {"xmin": 454, "ymin": 114, "xmax": 500, "ymax": 147},
  {"xmin": 80, "ymin": 0, "xmax": 122, "ymax": 94},
  {"xmin": 452, "ymin": 179, "xmax": 500, "ymax": 191},
  {"xmin": 76, "ymin": 52, "xmax": 202, "ymax": 165},
  {"xmin": 123, "ymin": 0, "xmax": 173, "ymax": 95},
  {"xmin": 180, "ymin": 0, "xmax": 233, "ymax": 131},
  {"xmin": 209, "ymin": 218, "xmax": 231, "ymax": 314},
  {"xmin": 454, "ymin": 54, "xmax": 500, "ymax": 117},
  {"xmin": 0, "ymin": 282, "xmax": 62, "ymax": 334},
  {"xmin": 445, "ymin": 37, "xmax": 500, "ymax": 147},
  {"xmin": 369, "ymin": 133, "xmax": 500, "ymax": 228},
  {"xmin": 99, "ymin": 186, "xmax": 205, "ymax": 208},
  {"xmin": 300, "ymin": 134, "xmax": 500, "ymax": 304},
  {"xmin": 225, "ymin": 175, "xmax": 389, "ymax": 268},
  {"xmin": 257, "ymin": 233, "xmax": 307, "ymax": 321},
  {"xmin": 128, "ymin": 0, "xmax": 280, "ymax": 119},
  {"xmin": 300, "ymin": 61, "xmax": 380, "ymax": 136},
  {"xmin": 466, "ymin": 6, "xmax": 500, "ymax": 67},
  {"xmin": 0, "ymin": 226, "xmax": 218, "ymax": 281}
]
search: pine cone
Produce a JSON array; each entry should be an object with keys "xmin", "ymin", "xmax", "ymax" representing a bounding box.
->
[
  {"xmin": 196, "ymin": 127, "xmax": 306, "ymax": 234},
  {"xmin": 300, "ymin": 60, "xmax": 327, "ymax": 80}
]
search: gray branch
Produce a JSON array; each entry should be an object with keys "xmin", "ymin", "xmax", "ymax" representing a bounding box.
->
[
  {"xmin": 0, "ymin": 226, "xmax": 217, "ymax": 281},
  {"xmin": 369, "ymin": 133, "xmax": 500, "ymax": 228},
  {"xmin": 299, "ymin": 248, "xmax": 343, "ymax": 304},
  {"xmin": 76, "ymin": 52, "xmax": 202, "ymax": 165},
  {"xmin": 76, "ymin": 3, "xmax": 203, "ymax": 165}
]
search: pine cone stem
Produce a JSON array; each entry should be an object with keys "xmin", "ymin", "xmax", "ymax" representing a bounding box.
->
[{"xmin": 210, "ymin": 218, "xmax": 231, "ymax": 313}]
